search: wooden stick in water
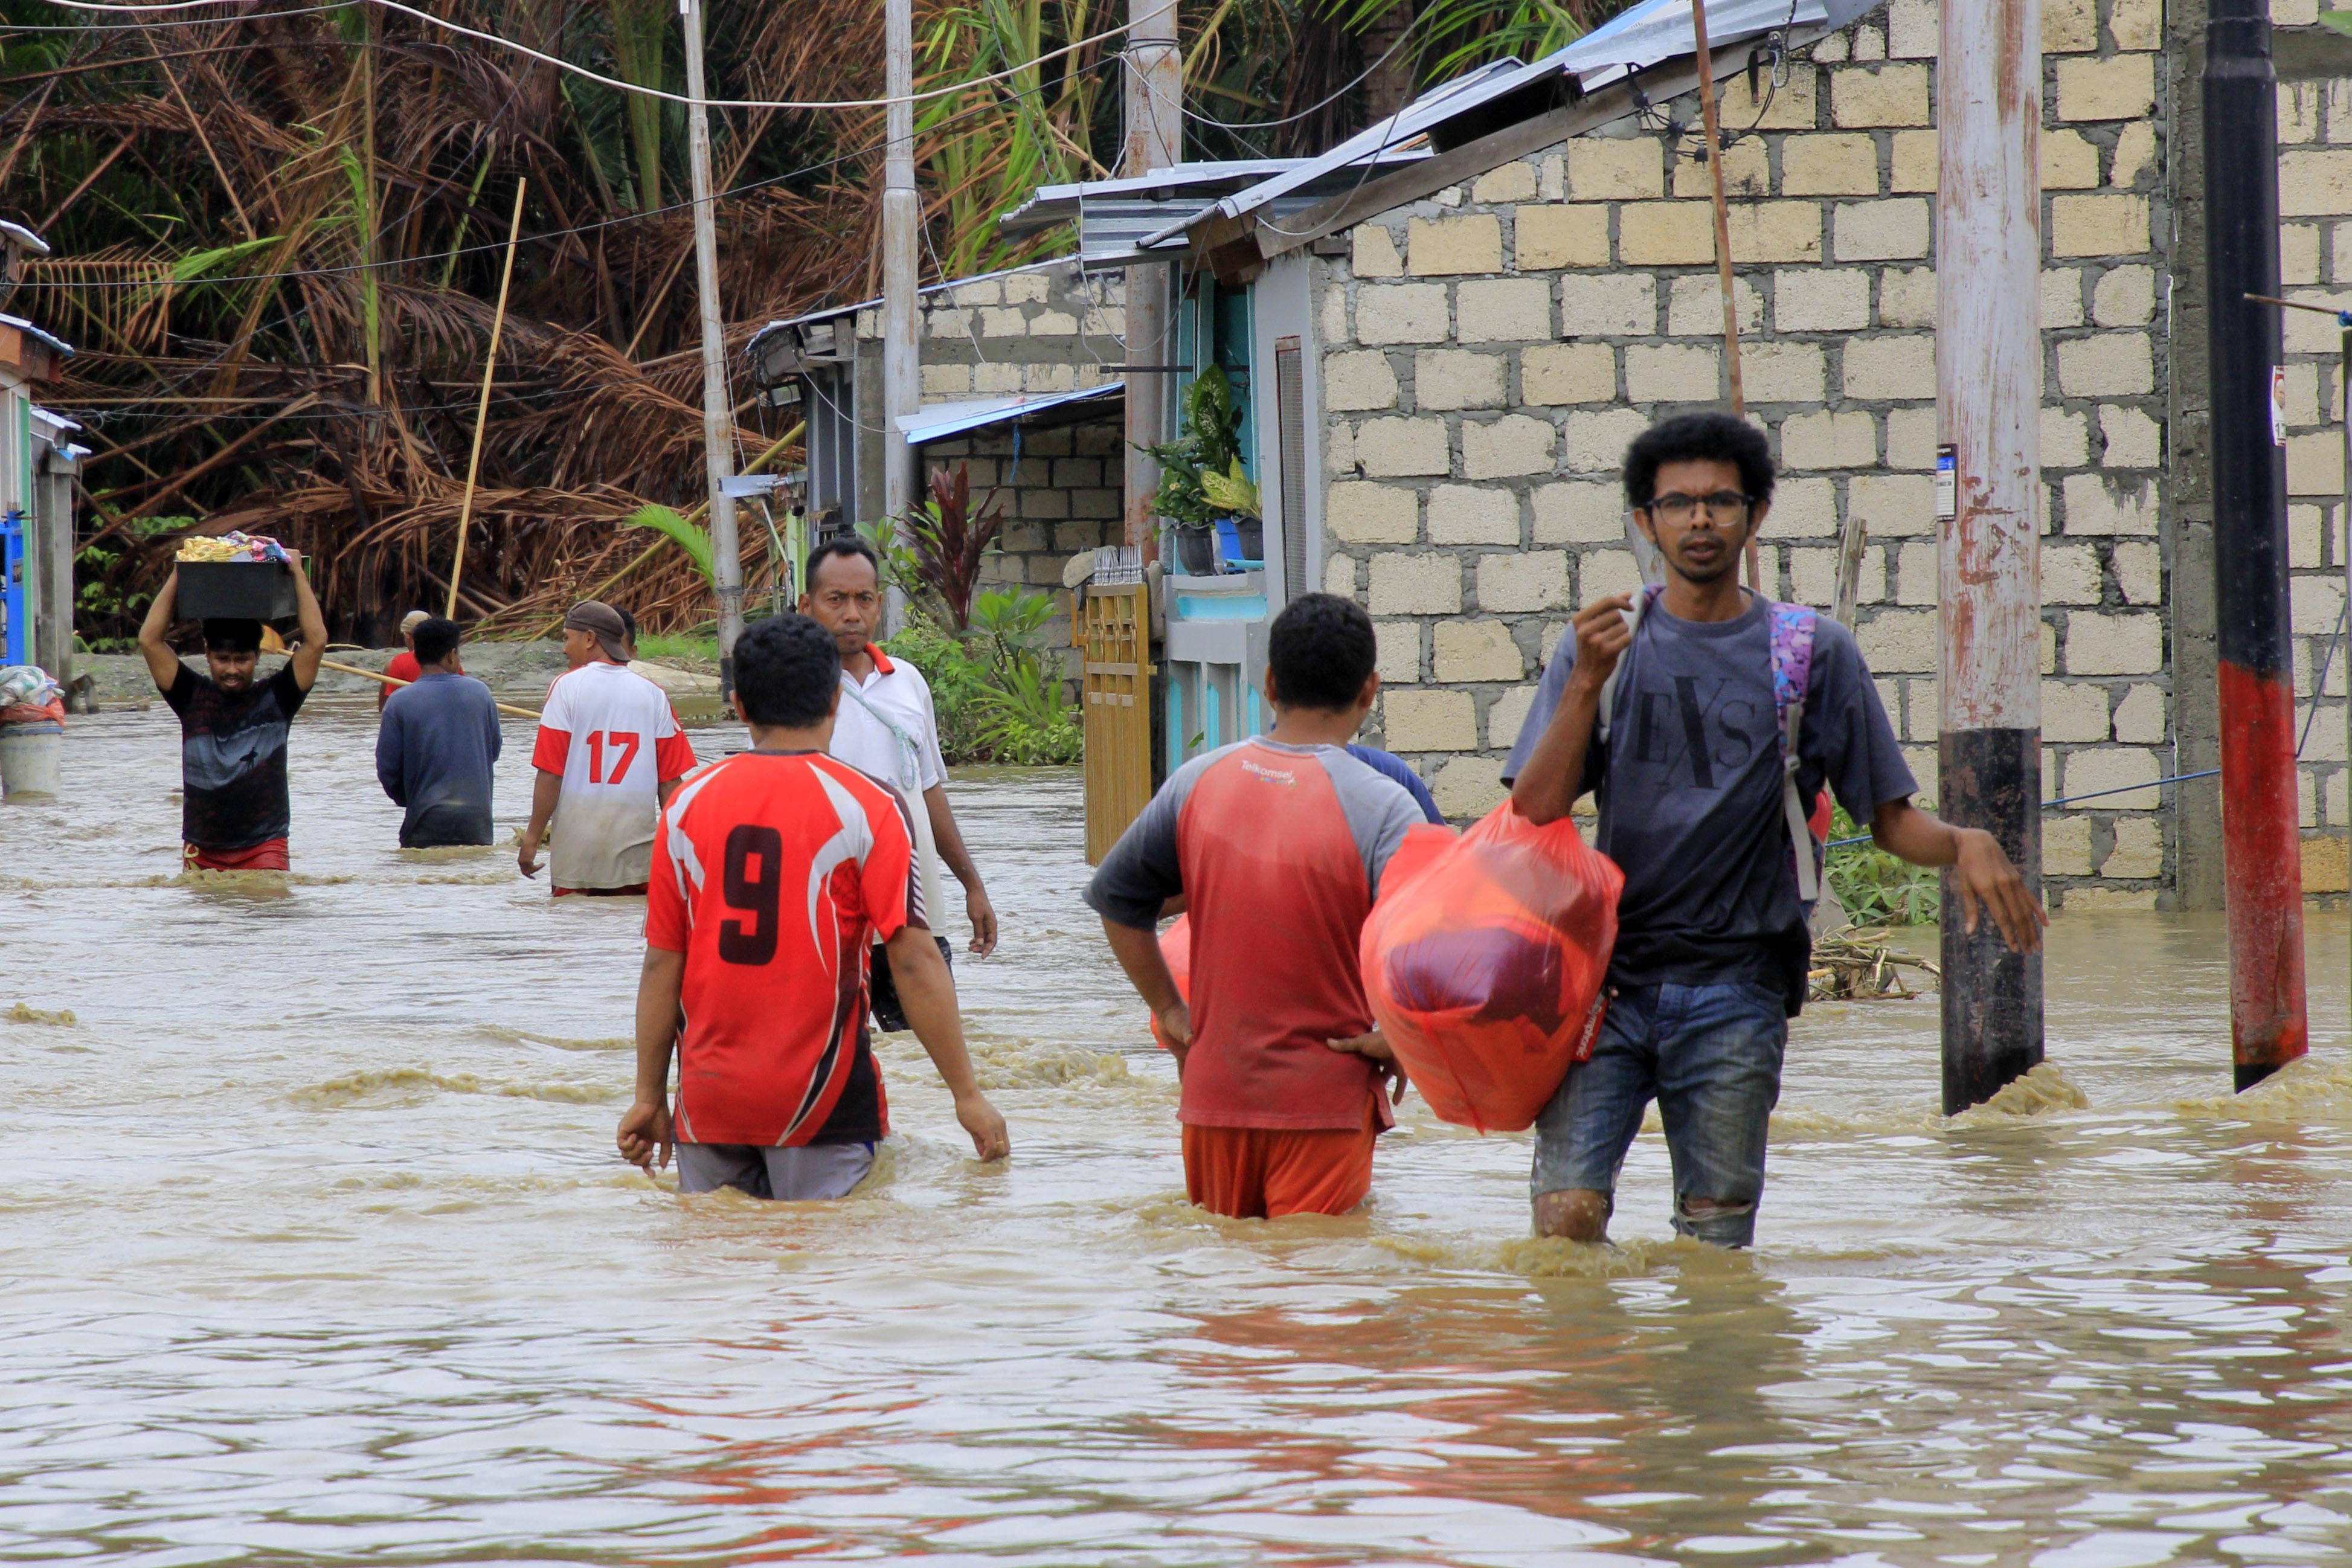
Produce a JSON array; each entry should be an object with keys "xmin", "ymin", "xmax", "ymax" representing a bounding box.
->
[
  {"xmin": 446, "ymin": 178, "xmax": 529, "ymax": 620},
  {"xmin": 319, "ymin": 657, "xmax": 542, "ymax": 721}
]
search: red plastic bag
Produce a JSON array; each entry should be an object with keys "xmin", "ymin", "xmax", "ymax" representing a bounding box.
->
[
  {"xmin": 1148, "ymin": 914, "xmax": 1192, "ymax": 1052},
  {"xmin": 1360, "ymin": 803, "xmax": 1623, "ymax": 1133}
]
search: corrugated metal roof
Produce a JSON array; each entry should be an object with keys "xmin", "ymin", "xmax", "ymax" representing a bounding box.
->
[
  {"xmin": 996, "ymin": 156, "xmax": 1425, "ymax": 265},
  {"xmin": 1179, "ymin": 0, "xmax": 1877, "ymax": 238},
  {"xmin": 895, "ymin": 381, "xmax": 1123, "ymax": 446},
  {"xmin": 0, "ymin": 313, "xmax": 75, "ymax": 356}
]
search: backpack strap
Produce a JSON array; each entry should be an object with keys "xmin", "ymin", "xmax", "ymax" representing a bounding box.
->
[
  {"xmin": 1593, "ymin": 583, "xmax": 1663, "ymax": 747},
  {"xmin": 1767, "ymin": 600, "xmax": 1822, "ymax": 905}
]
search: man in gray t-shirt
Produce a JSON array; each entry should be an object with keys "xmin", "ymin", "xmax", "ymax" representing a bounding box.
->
[{"xmin": 1506, "ymin": 413, "xmax": 2043, "ymax": 1250}]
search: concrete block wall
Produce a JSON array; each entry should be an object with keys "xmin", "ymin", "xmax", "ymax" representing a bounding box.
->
[
  {"xmin": 2275, "ymin": 75, "xmax": 2352, "ymax": 895},
  {"xmin": 1314, "ymin": 0, "xmax": 2234, "ymax": 909},
  {"xmin": 853, "ymin": 258, "xmax": 1128, "ymax": 399},
  {"xmin": 917, "ymin": 416, "xmax": 1125, "ymax": 654}
]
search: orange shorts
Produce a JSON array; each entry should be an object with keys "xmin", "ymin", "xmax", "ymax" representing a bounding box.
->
[
  {"xmin": 182, "ymin": 838, "xmax": 289, "ymax": 873},
  {"xmin": 1181, "ymin": 1099, "xmax": 1379, "ymax": 1219}
]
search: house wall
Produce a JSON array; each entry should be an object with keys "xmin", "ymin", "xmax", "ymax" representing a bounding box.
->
[
  {"xmin": 830, "ymin": 257, "xmax": 1128, "ymax": 639},
  {"xmin": 919, "ymin": 415, "xmax": 1128, "ymax": 655},
  {"xmin": 1312, "ymin": 0, "xmax": 2352, "ymax": 908}
]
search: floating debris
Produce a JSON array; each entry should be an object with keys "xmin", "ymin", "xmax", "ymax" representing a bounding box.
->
[
  {"xmin": 7, "ymin": 1002, "xmax": 76, "ymax": 1026},
  {"xmin": 1808, "ymin": 929, "xmax": 1940, "ymax": 1001}
]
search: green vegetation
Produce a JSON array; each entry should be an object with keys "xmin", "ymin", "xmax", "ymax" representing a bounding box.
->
[{"xmin": 1824, "ymin": 805, "xmax": 1938, "ymax": 928}]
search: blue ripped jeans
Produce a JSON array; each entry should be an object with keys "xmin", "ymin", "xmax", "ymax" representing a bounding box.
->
[{"xmin": 1531, "ymin": 980, "xmax": 1788, "ymax": 1247}]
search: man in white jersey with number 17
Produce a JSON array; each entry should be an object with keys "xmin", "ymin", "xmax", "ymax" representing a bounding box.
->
[
  {"xmin": 519, "ymin": 600, "xmax": 698, "ymax": 896},
  {"xmin": 798, "ymin": 537, "xmax": 999, "ymax": 1032}
]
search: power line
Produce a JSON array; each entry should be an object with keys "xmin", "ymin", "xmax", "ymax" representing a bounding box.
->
[
  {"xmin": 38, "ymin": 0, "xmax": 1172, "ymax": 111},
  {"xmin": 11, "ymin": 50, "xmax": 1128, "ymax": 291},
  {"xmin": 2, "ymin": 2, "xmax": 356, "ymax": 28}
]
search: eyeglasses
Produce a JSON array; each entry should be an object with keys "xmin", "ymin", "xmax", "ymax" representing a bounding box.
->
[{"xmin": 1645, "ymin": 490, "xmax": 1753, "ymax": 525}]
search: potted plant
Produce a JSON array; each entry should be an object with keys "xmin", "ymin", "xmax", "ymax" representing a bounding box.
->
[{"xmin": 1140, "ymin": 365, "xmax": 1259, "ymax": 574}]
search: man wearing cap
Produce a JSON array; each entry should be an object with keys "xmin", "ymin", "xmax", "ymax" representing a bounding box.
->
[
  {"xmin": 377, "ymin": 608, "xmax": 462, "ymax": 713},
  {"xmin": 518, "ymin": 602, "xmax": 697, "ymax": 895},
  {"xmin": 137, "ymin": 557, "xmax": 329, "ymax": 872}
]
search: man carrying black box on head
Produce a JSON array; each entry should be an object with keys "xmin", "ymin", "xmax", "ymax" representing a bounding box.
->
[{"xmin": 138, "ymin": 557, "xmax": 329, "ymax": 872}]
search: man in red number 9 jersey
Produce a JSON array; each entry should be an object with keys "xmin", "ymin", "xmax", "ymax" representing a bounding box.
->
[
  {"xmin": 617, "ymin": 612, "xmax": 1011, "ymax": 1200},
  {"xmin": 519, "ymin": 601, "xmax": 697, "ymax": 895}
]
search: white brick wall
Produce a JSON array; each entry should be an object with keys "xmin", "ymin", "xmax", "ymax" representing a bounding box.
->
[{"xmin": 1306, "ymin": 0, "xmax": 2267, "ymax": 902}]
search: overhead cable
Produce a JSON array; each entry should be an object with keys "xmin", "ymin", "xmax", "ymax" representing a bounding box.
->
[{"xmin": 37, "ymin": 0, "xmax": 1172, "ymax": 111}]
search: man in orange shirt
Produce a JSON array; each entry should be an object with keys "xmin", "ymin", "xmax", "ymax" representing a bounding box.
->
[
  {"xmin": 617, "ymin": 612, "xmax": 1009, "ymax": 1199},
  {"xmin": 1087, "ymin": 594, "xmax": 1421, "ymax": 1219}
]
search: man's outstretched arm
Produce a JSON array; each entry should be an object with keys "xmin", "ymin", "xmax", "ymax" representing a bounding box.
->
[
  {"xmin": 1869, "ymin": 798, "xmax": 2046, "ymax": 955},
  {"xmin": 924, "ymin": 785, "xmax": 997, "ymax": 956},
  {"xmin": 885, "ymin": 924, "xmax": 1010, "ymax": 1161}
]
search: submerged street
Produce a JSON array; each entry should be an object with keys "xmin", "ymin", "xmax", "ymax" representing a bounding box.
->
[{"xmin": 4, "ymin": 702, "xmax": 2351, "ymax": 1564}]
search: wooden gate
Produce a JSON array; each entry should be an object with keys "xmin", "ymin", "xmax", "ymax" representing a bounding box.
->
[{"xmin": 1079, "ymin": 582, "xmax": 1154, "ymax": 865}]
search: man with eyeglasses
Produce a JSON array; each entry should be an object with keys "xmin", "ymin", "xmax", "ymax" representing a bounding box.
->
[{"xmin": 1503, "ymin": 411, "xmax": 2042, "ymax": 1250}]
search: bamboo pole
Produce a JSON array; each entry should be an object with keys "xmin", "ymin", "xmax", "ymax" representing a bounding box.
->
[
  {"xmin": 1686, "ymin": 0, "xmax": 1759, "ymax": 593},
  {"xmin": 320, "ymin": 656, "xmax": 542, "ymax": 719},
  {"xmin": 446, "ymin": 178, "xmax": 529, "ymax": 620}
]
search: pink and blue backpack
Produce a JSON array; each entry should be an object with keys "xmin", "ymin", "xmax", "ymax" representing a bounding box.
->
[{"xmin": 1593, "ymin": 585, "xmax": 1827, "ymax": 907}]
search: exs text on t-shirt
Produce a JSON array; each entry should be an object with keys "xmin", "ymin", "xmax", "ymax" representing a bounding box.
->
[
  {"xmin": 164, "ymin": 661, "xmax": 309, "ymax": 850},
  {"xmin": 530, "ymin": 661, "xmax": 697, "ymax": 890},
  {"xmin": 647, "ymin": 750, "xmax": 926, "ymax": 1146},
  {"xmin": 1500, "ymin": 591, "xmax": 1916, "ymax": 1014}
]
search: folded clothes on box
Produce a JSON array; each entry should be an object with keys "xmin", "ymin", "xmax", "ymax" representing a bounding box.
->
[{"xmin": 176, "ymin": 531, "xmax": 289, "ymax": 564}]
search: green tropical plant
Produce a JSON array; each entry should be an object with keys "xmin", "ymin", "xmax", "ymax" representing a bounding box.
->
[
  {"xmin": 1142, "ymin": 365, "xmax": 1247, "ymax": 525},
  {"xmin": 1198, "ymin": 455, "xmax": 1261, "ymax": 518},
  {"xmin": 1339, "ymin": 0, "xmax": 1604, "ymax": 83},
  {"xmin": 1824, "ymin": 805, "xmax": 1937, "ymax": 927},
  {"xmin": 901, "ymin": 463, "xmax": 1010, "ymax": 631},
  {"xmin": 972, "ymin": 649, "xmax": 1082, "ymax": 764},
  {"xmin": 968, "ymin": 585, "xmax": 1056, "ymax": 665},
  {"xmin": 624, "ymin": 505, "xmax": 715, "ymax": 584}
]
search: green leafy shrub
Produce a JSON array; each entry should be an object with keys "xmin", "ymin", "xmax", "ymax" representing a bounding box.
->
[
  {"xmin": 885, "ymin": 593, "xmax": 1080, "ymax": 766},
  {"xmin": 1824, "ymin": 805, "xmax": 1938, "ymax": 927},
  {"xmin": 1140, "ymin": 365, "xmax": 1245, "ymax": 526}
]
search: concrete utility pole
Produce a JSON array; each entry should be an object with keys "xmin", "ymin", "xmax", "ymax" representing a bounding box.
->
[
  {"xmin": 2205, "ymin": 0, "xmax": 2308, "ymax": 1089},
  {"xmin": 1935, "ymin": 0, "xmax": 2045, "ymax": 1114},
  {"xmin": 681, "ymin": 0, "xmax": 745, "ymax": 695},
  {"xmin": 1122, "ymin": 0, "xmax": 1180, "ymax": 559},
  {"xmin": 882, "ymin": 0, "xmax": 921, "ymax": 626}
]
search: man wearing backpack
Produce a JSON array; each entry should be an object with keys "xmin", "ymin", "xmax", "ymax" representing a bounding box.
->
[{"xmin": 1504, "ymin": 411, "xmax": 2043, "ymax": 1248}]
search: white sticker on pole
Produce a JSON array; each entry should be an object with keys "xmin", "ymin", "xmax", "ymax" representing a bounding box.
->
[
  {"xmin": 2272, "ymin": 366, "xmax": 2289, "ymax": 447},
  {"xmin": 1935, "ymin": 445, "xmax": 1957, "ymax": 520}
]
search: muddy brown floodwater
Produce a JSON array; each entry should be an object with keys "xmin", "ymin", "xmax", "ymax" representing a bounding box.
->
[{"xmin": 5, "ymin": 700, "xmax": 2352, "ymax": 1566}]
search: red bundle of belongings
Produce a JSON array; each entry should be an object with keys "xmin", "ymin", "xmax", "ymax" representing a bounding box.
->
[
  {"xmin": 1360, "ymin": 804, "xmax": 1623, "ymax": 1133},
  {"xmin": 1148, "ymin": 915, "xmax": 1192, "ymax": 1051}
]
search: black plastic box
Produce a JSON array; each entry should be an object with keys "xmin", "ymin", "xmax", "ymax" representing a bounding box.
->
[{"xmin": 177, "ymin": 561, "xmax": 298, "ymax": 622}]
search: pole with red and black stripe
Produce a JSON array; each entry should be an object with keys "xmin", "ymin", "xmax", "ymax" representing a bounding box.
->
[{"xmin": 2206, "ymin": 0, "xmax": 2309, "ymax": 1091}]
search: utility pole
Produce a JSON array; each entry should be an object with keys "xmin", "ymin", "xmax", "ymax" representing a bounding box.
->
[
  {"xmin": 681, "ymin": 0, "xmax": 745, "ymax": 696},
  {"xmin": 882, "ymin": 0, "xmax": 920, "ymax": 628},
  {"xmin": 1936, "ymin": 0, "xmax": 2044, "ymax": 1113},
  {"xmin": 1122, "ymin": 0, "xmax": 1179, "ymax": 561},
  {"xmin": 2206, "ymin": 0, "xmax": 2308, "ymax": 1090}
]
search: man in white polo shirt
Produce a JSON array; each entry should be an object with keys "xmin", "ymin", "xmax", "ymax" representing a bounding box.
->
[
  {"xmin": 798, "ymin": 538, "xmax": 998, "ymax": 1027},
  {"xmin": 518, "ymin": 600, "xmax": 698, "ymax": 895}
]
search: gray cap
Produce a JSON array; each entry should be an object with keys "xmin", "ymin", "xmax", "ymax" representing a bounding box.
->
[{"xmin": 563, "ymin": 601, "xmax": 631, "ymax": 663}]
